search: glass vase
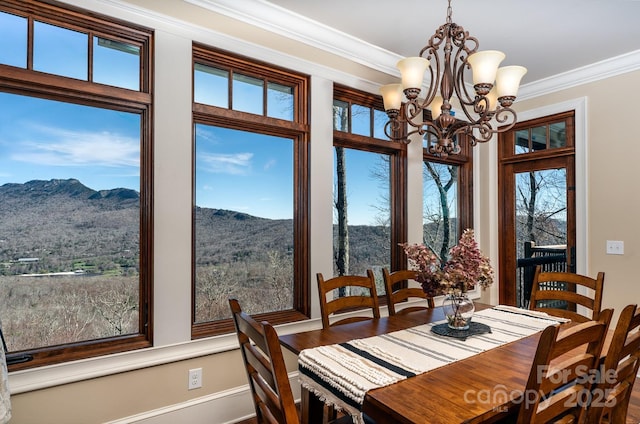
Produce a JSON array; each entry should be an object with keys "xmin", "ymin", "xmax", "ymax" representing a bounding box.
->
[{"xmin": 443, "ymin": 291, "xmax": 475, "ymax": 330}]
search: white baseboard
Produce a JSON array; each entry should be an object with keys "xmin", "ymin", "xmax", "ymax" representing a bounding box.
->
[{"xmin": 105, "ymin": 372, "xmax": 301, "ymax": 424}]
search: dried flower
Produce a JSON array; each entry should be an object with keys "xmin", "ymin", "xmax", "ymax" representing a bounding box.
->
[{"xmin": 401, "ymin": 229, "xmax": 494, "ymax": 297}]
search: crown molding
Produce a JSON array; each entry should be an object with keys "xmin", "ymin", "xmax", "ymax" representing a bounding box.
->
[
  {"xmin": 185, "ymin": 0, "xmax": 640, "ymax": 100},
  {"xmin": 517, "ymin": 50, "xmax": 640, "ymax": 100},
  {"xmin": 183, "ymin": 0, "xmax": 401, "ymax": 77},
  {"xmin": 59, "ymin": 0, "xmax": 385, "ymax": 94}
]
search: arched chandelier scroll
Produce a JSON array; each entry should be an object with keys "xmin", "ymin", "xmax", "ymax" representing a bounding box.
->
[{"xmin": 380, "ymin": 0, "xmax": 527, "ymax": 157}]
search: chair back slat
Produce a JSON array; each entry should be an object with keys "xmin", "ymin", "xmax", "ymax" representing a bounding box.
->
[
  {"xmin": 529, "ymin": 266, "xmax": 604, "ymax": 323},
  {"xmin": 517, "ymin": 309, "xmax": 612, "ymax": 423},
  {"xmin": 317, "ymin": 270, "xmax": 380, "ymax": 329},
  {"xmin": 586, "ymin": 304, "xmax": 640, "ymax": 424},
  {"xmin": 383, "ymin": 268, "xmax": 434, "ymax": 315}
]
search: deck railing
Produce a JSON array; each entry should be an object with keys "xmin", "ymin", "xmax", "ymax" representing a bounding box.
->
[{"xmin": 515, "ymin": 242, "xmax": 572, "ymax": 308}]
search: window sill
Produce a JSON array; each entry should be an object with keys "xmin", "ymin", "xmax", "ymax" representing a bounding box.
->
[
  {"xmin": 8, "ymin": 300, "xmax": 461, "ymax": 394},
  {"xmin": 7, "ymin": 316, "xmax": 325, "ymax": 394},
  {"xmin": 8, "ymin": 333, "xmax": 236, "ymax": 394}
]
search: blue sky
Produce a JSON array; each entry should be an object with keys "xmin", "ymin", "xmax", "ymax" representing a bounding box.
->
[
  {"xmin": 0, "ymin": 9, "xmax": 388, "ymax": 224},
  {"xmin": 0, "ymin": 93, "xmax": 141, "ymax": 192},
  {"xmin": 195, "ymin": 124, "xmax": 294, "ymax": 220},
  {"xmin": 195, "ymin": 125, "xmax": 390, "ymax": 224},
  {"xmin": 335, "ymin": 149, "xmax": 390, "ymax": 226},
  {"xmin": 0, "ymin": 91, "xmax": 388, "ymax": 224}
]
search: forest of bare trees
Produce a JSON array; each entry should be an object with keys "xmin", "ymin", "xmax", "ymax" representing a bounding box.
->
[
  {"xmin": 1, "ymin": 275, "xmax": 138, "ymax": 351},
  {"xmin": 515, "ymin": 168, "xmax": 567, "ymax": 257}
]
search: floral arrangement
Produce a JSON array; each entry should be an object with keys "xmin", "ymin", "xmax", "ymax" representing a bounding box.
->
[{"xmin": 401, "ymin": 228, "xmax": 494, "ymax": 297}]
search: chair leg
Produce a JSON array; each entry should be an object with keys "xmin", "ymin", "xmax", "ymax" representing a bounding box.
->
[{"xmin": 322, "ymin": 404, "xmax": 337, "ymax": 423}]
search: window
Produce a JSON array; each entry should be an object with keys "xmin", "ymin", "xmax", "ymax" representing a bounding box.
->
[
  {"xmin": 0, "ymin": 1, "xmax": 153, "ymax": 369},
  {"xmin": 422, "ymin": 133, "xmax": 473, "ymax": 262},
  {"xmin": 498, "ymin": 111, "xmax": 575, "ymax": 306},
  {"xmin": 332, "ymin": 85, "xmax": 407, "ymax": 296},
  {"xmin": 192, "ymin": 45, "xmax": 310, "ymax": 337},
  {"xmin": 514, "ymin": 121, "xmax": 569, "ymax": 154}
]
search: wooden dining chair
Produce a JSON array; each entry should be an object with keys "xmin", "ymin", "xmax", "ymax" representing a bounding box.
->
[
  {"xmin": 382, "ymin": 268, "xmax": 434, "ymax": 315},
  {"xmin": 316, "ymin": 270, "xmax": 380, "ymax": 329},
  {"xmin": 229, "ymin": 298, "xmax": 300, "ymax": 424},
  {"xmin": 515, "ymin": 308, "xmax": 613, "ymax": 424},
  {"xmin": 229, "ymin": 299, "xmax": 353, "ymax": 424},
  {"xmin": 585, "ymin": 304, "xmax": 640, "ymax": 424},
  {"xmin": 529, "ymin": 265, "xmax": 605, "ymax": 322}
]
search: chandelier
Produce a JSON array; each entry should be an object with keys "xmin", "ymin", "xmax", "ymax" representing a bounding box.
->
[{"xmin": 380, "ymin": 0, "xmax": 527, "ymax": 157}]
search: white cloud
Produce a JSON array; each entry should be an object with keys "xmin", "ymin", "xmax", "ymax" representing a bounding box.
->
[
  {"xmin": 194, "ymin": 126, "xmax": 219, "ymax": 144},
  {"xmin": 263, "ymin": 158, "xmax": 277, "ymax": 170},
  {"xmin": 199, "ymin": 152, "xmax": 253, "ymax": 175},
  {"xmin": 11, "ymin": 124, "xmax": 139, "ymax": 168}
]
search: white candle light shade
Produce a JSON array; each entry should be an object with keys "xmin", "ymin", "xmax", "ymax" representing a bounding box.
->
[
  {"xmin": 380, "ymin": 83, "xmax": 404, "ymax": 111},
  {"xmin": 397, "ymin": 57, "xmax": 429, "ymax": 90},
  {"xmin": 484, "ymin": 87, "xmax": 498, "ymax": 112},
  {"xmin": 467, "ymin": 50, "xmax": 505, "ymax": 85},
  {"xmin": 496, "ymin": 65, "xmax": 528, "ymax": 98},
  {"xmin": 430, "ymin": 95, "xmax": 444, "ymax": 119}
]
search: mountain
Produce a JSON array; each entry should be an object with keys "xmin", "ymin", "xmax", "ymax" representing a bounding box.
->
[
  {"xmin": 0, "ymin": 179, "xmax": 140, "ymax": 273},
  {"xmin": 0, "ymin": 179, "xmax": 389, "ymax": 275},
  {"xmin": 194, "ymin": 206, "xmax": 293, "ymax": 266}
]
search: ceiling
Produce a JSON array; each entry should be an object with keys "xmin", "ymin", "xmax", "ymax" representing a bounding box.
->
[{"xmin": 222, "ymin": 0, "xmax": 640, "ymax": 88}]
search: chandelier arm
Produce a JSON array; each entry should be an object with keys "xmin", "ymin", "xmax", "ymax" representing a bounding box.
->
[
  {"xmin": 493, "ymin": 106, "xmax": 518, "ymax": 126},
  {"xmin": 383, "ymin": 116, "xmax": 408, "ymax": 141},
  {"xmin": 457, "ymin": 123, "xmax": 491, "ymax": 146},
  {"xmin": 416, "ymin": 45, "xmax": 441, "ymax": 112},
  {"xmin": 451, "ymin": 46, "xmax": 482, "ymax": 128},
  {"xmin": 406, "ymin": 126, "xmax": 431, "ymax": 142},
  {"xmin": 404, "ymin": 100, "xmax": 427, "ymax": 127},
  {"xmin": 422, "ymin": 123, "xmax": 443, "ymax": 141},
  {"xmin": 443, "ymin": 120, "xmax": 479, "ymax": 146},
  {"xmin": 455, "ymin": 100, "xmax": 481, "ymax": 125},
  {"xmin": 424, "ymin": 55, "xmax": 439, "ymax": 110},
  {"xmin": 454, "ymin": 58, "xmax": 477, "ymax": 106},
  {"xmin": 475, "ymin": 122, "xmax": 497, "ymax": 144},
  {"xmin": 451, "ymin": 98, "xmax": 486, "ymax": 130},
  {"xmin": 421, "ymin": 23, "xmax": 447, "ymax": 56},
  {"xmin": 451, "ymin": 21, "xmax": 478, "ymax": 102}
]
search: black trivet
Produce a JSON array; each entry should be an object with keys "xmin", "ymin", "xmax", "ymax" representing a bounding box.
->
[{"xmin": 431, "ymin": 321, "xmax": 492, "ymax": 340}]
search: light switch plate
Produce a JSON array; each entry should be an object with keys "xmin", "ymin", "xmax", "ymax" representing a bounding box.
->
[{"xmin": 606, "ymin": 240, "xmax": 624, "ymax": 255}]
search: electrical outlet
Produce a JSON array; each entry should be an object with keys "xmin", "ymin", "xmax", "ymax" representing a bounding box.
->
[
  {"xmin": 188, "ymin": 368, "xmax": 202, "ymax": 390},
  {"xmin": 606, "ymin": 240, "xmax": 624, "ymax": 255}
]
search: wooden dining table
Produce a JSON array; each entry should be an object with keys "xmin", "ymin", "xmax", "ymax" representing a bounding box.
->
[{"xmin": 278, "ymin": 303, "xmax": 557, "ymax": 424}]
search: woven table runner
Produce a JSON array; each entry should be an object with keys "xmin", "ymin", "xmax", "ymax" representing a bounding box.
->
[{"xmin": 298, "ymin": 305, "xmax": 569, "ymax": 423}]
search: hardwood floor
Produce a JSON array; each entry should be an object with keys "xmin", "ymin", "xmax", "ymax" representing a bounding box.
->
[{"xmin": 235, "ymin": 378, "xmax": 640, "ymax": 423}]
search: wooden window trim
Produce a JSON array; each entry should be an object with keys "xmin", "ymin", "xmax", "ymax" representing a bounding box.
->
[
  {"xmin": 2, "ymin": 0, "xmax": 153, "ymax": 93},
  {"xmin": 497, "ymin": 111, "xmax": 576, "ymax": 305},
  {"xmin": 499, "ymin": 110, "xmax": 575, "ymax": 162},
  {"xmin": 191, "ymin": 44, "xmax": 310, "ymax": 338},
  {"xmin": 1, "ymin": 0, "xmax": 154, "ymax": 371},
  {"xmin": 332, "ymin": 85, "xmax": 408, "ymax": 302}
]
